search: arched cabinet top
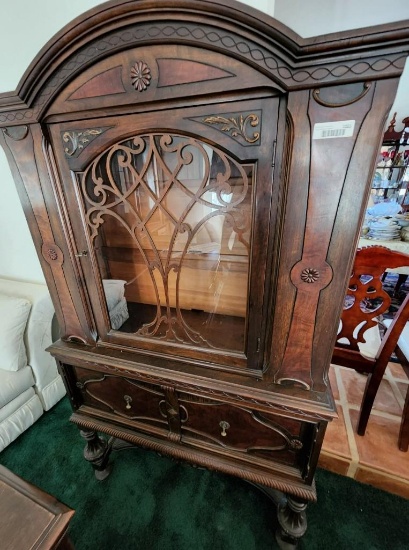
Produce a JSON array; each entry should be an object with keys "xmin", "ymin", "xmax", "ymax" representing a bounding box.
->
[{"xmin": 1, "ymin": 0, "xmax": 409, "ymax": 126}]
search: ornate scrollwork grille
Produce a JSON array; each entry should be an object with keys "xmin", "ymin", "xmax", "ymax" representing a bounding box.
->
[{"xmin": 79, "ymin": 133, "xmax": 253, "ymax": 350}]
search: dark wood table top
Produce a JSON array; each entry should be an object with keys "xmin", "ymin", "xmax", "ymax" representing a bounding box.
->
[{"xmin": 0, "ymin": 465, "xmax": 74, "ymax": 549}]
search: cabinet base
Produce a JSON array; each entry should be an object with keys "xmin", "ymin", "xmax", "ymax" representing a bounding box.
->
[{"xmin": 75, "ymin": 421, "xmax": 313, "ymax": 548}]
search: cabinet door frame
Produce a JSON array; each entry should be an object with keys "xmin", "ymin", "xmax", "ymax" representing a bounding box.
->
[{"xmin": 48, "ymin": 94, "xmax": 282, "ymax": 375}]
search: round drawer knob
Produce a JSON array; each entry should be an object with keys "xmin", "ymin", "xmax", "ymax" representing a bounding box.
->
[
  {"xmin": 124, "ymin": 395, "xmax": 132, "ymax": 410},
  {"xmin": 219, "ymin": 420, "xmax": 230, "ymax": 437}
]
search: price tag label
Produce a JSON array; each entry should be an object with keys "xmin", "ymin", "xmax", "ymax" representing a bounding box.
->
[{"xmin": 313, "ymin": 120, "xmax": 355, "ymax": 140}]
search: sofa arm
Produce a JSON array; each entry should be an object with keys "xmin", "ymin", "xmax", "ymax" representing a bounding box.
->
[{"xmin": 0, "ymin": 279, "xmax": 66, "ymax": 410}]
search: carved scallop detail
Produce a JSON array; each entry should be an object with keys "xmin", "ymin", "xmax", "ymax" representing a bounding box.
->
[
  {"xmin": 130, "ymin": 61, "xmax": 151, "ymax": 92},
  {"xmin": 312, "ymin": 82, "xmax": 372, "ymax": 108},
  {"xmin": 3, "ymin": 126, "xmax": 29, "ymax": 141},
  {"xmin": 300, "ymin": 268, "xmax": 320, "ymax": 284},
  {"xmin": 70, "ymin": 414, "xmax": 317, "ymax": 501}
]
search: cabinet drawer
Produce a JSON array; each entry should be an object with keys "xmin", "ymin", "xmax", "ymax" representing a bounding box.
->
[
  {"xmin": 178, "ymin": 394, "xmax": 313, "ymax": 468},
  {"xmin": 74, "ymin": 367, "xmax": 168, "ymax": 431}
]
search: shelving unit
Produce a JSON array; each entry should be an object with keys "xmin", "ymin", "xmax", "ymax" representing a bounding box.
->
[{"xmin": 371, "ymin": 113, "xmax": 409, "ymax": 209}]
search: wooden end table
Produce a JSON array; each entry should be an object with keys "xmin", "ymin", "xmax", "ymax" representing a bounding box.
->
[{"xmin": 0, "ymin": 465, "xmax": 75, "ymax": 549}]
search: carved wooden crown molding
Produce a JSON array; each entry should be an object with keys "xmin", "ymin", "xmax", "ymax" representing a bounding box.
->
[{"xmin": 1, "ymin": 0, "xmax": 409, "ymax": 126}]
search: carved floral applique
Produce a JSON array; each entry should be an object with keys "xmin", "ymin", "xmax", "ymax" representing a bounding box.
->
[
  {"xmin": 131, "ymin": 61, "xmax": 151, "ymax": 92},
  {"xmin": 301, "ymin": 268, "xmax": 320, "ymax": 284},
  {"xmin": 203, "ymin": 114, "xmax": 260, "ymax": 143}
]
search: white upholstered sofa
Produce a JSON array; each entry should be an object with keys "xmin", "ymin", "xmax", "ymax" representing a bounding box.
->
[{"xmin": 0, "ymin": 278, "xmax": 66, "ymax": 452}]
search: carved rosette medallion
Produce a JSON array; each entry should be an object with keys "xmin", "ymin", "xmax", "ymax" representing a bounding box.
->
[
  {"xmin": 290, "ymin": 260, "xmax": 332, "ymax": 290},
  {"xmin": 130, "ymin": 61, "xmax": 151, "ymax": 91},
  {"xmin": 47, "ymin": 248, "xmax": 58, "ymax": 261},
  {"xmin": 41, "ymin": 242, "xmax": 64, "ymax": 266},
  {"xmin": 300, "ymin": 268, "xmax": 320, "ymax": 284},
  {"xmin": 203, "ymin": 113, "xmax": 260, "ymax": 143}
]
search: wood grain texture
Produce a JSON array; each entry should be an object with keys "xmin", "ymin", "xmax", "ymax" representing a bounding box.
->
[
  {"xmin": 157, "ymin": 58, "xmax": 235, "ymax": 87},
  {"xmin": 273, "ymin": 82, "xmax": 376, "ymax": 389},
  {"xmin": 68, "ymin": 66, "xmax": 125, "ymax": 100}
]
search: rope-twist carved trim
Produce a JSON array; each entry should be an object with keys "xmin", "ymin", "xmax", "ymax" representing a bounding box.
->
[
  {"xmin": 1, "ymin": 23, "xmax": 405, "ymax": 124},
  {"xmin": 70, "ymin": 415, "xmax": 317, "ymax": 501}
]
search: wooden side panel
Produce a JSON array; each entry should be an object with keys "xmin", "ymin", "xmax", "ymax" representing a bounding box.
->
[
  {"xmin": 268, "ymin": 79, "xmax": 400, "ymax": 392},
  {"xmin": 0, "ymin": 124, "xmax": 97, "ymax": 344}
]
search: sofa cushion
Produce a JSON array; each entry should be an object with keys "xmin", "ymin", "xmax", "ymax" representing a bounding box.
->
[
  {"xmin": 0, "ymin": 366, "xmax": 35, "ymax": 408},
  {"xmin": 0, "ymin": 293, "xmax": 31, "ymax": 371},
  {"xmin": 0, "ymin": 387, "xmax": 39, "ymax": 423},
  {"xmin": 0, "ymin": 389, "xmax": 43, "ymax": 452}
]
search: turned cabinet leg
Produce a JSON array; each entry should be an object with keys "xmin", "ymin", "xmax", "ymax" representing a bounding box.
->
[
  {"xmin": 248, "ymin": 482, "xmax": 308, "ymax": 549},
  {"xmin": 79, "ymin": 429, "xmax": 112, "ymax": 481},
  {"xmin": 275, "ymin": 494, "xmax": 308, "ymax": 550}
]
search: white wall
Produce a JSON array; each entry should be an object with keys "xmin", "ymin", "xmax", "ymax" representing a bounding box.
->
[
  {"xmin": 0, "ymin": 0, "xmax": 103, "ymax": 283},
  {"xmin": 0, "ymin": 0, "xmax": 408, "ymax": 283},
  {"xmin": 275, "ymin": 0, "xmax": 409, "ymax": 35}
]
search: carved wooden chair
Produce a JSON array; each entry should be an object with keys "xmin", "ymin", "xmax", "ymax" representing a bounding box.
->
[{"xmin": 332, "ymin": 245, "xmax": 409, "ymax": 451}]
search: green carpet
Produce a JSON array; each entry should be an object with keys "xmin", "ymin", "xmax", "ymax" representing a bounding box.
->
[{"xmin": 1, "ymin": 398, "xmax": 407, "ymax": 549}]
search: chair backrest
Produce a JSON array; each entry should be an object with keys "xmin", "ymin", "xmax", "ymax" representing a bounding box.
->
[{"xmin": 333, "ymin": 245, "xmax": 409, "ymax": 371}]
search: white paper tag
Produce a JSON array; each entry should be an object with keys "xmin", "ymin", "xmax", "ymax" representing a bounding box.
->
[{"xmin": 313, "ymin": 120, "xmax": 355, "ymax": 140}]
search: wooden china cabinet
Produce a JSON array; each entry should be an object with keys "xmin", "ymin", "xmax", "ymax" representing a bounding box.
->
[{"xmin": 2, "ymin": 0, "xmax": 409, "ymax": 546}]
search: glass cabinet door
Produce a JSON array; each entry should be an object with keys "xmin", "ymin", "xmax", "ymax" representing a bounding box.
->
[
  {"xmin": 50, "ymin": 97, "xmax": 279, "ymax": 370},
  {"xmin": 81, "ymin": 132, "xmax": 253, "ymax": 353}
]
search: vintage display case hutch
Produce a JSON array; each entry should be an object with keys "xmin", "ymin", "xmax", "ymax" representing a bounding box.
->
[{"xmin": 2, "ymin": 0, "xmax": 409, "ymax": 546}]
